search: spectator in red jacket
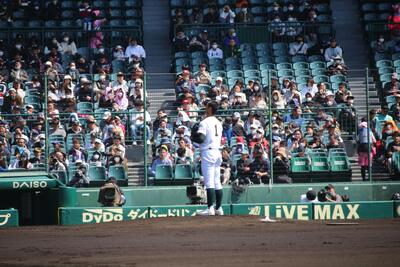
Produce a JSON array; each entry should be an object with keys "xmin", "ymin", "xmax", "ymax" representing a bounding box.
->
[{"xmin": 388, "ymin": 4, "xmax": 400, "ymax": 40}]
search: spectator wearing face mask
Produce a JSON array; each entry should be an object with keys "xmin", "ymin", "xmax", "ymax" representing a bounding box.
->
[
  {"xmin": 65, "ymin": 61, "xmax": 80, "ymax": 82},
  {"xmin": 236, "ymin": 5, "xmax": 253, "ymax": 23},
  {"xmin": 324, "ymin": 38, "xmax": 343, "ymax": 63},
  {"xmin": 10, "ymin": 61, "xmax": 28, "ymax": 83},
  {"xmin": 60, "ymin": 34, "xmax": 77, "ymax": 56},
  {"xmin": 268, "ymin": 2, "xmax": 283, "ymax": 21},
  {"xmin": 289, "ymin": 35, "xmax": 308, "ymax": 56},
  {"xmin": 113, "ymin": 45, "xmax": 125, "ymax": 61},
  {"xmin": 207, "ymin": 41, "xmax": 223, "ymax": 59}
]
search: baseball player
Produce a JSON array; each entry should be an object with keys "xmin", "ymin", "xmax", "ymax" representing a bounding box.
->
[{"xmin": 192, "ymin": 101, "xmax": 223, "ymax": 216}]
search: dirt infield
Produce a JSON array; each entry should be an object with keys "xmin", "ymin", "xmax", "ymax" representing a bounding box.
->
[{"xmin": 0, "ymin": 217, "xmax": 399, "ymax": 267}]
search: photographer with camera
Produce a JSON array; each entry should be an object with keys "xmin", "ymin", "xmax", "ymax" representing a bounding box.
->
[
  {"xmin": 68, "ymin": 162, "xmax": 89, "ymax": 187},
  {"xmin": 49, "ymin": 151, "xmax": 67, "ymax": 172},
  {"xmin": 98, "ymin": 177, "xmax": 126, "ymax": 207}
]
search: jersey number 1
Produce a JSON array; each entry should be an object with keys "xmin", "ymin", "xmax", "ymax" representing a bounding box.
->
[{"xmin": 215, "ymin": 125, "xmax": 218, "ymax": 136}]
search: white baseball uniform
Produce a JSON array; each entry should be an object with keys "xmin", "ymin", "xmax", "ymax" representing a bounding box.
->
[{"xmin": 197, "ymin": 116, "xmax": 223, "ymax": 190}]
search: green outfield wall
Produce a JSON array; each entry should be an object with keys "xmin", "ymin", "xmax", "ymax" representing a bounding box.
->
[
  {"xmin": 69, "ymin": 182, "xmax": 400, "ymax": 207},
  {"xmin": 0, "ymin": 209, "xmax": 19, "ymax": 228},
  {"xmin": 58, "ymin": 202, "xmax": 399, "ymax": 225}
]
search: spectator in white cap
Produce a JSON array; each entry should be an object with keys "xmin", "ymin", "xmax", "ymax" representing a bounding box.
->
[
  {"xmin": 212, "ymin": 76, "xmax": 229, "ymax": 94},
  {"xmin": 323, "ymin": 91, "xmax": 337, "ymax": 108},
  {"xmin": 113, "ymin": 45, "xmax": 125, "ymax": 61},
  {"xmin": 44, "ymin": 60, "xmax": 59, "ymax": 81},
  {"xmin": 86, "ymin": 116, "xmax": 102, "ymax": 138}
]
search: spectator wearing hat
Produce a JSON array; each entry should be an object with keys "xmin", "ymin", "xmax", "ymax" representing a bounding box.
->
[
  {"xmin": 386, "ymin": 131, "xmax": 400, "ymax": 174},
  {"xmin": 324, "ymin": 38, "xmax": 343, "ymax": 63},
  {"xmin": 289, "ymin": 35, "xmax": 308, "ymax": 56},
  {"xmin": 198, "ymin": 30, "xmax": 211, "ymax": 51},
  {"xmin": 323, "ymin": 91, "xmax": 337, "ymax": 108},
  {"xmin": 232, "ymin": 112, "xmax": 246, "ymax": 137},
  {"xmin": 149, "ymin": 145, "xmax": 173, "ymax": 177},
  {"xmin": 77, "ymin": 77, "xmax": 93, "ymax": 103},
  {"xmin": 67, "ymin": 121, "xmax": 84, "ymax": 136},
  {"xmin": 268, "ymin": 2, "xmax": 283, "ymax": 21},
  {"xmin": 111, "ymin": 72, "xmax": 129, "ymax": 94},
  {"xmin": 207, "ymin": 41, "xmax": 224, "ymax": 59},
  {"xmin": 113, "ymin": 45, "xmax": 125, "ymax": 61},
  {"xmin": 194, "ymin": 63, "xmax": 212, "ymax": 85},
  {"xmin": 43, "ymin": 60, "xmax": 59, "ymax": 82},
  {"xmin": 131, "ymin": 100, "xmax": 152, "ymax": 145},
  {"xmin": 328, "ymin": 55, "xmax": 348, "ymax": 76},
  {"xmin": 250, "ymin": 149, "xmax": 270, "ymax": 184}
]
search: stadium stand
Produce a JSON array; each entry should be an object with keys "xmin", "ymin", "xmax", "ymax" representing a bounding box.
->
[
  {"xmin": 151, "ymin": 0, "xmax": 357, "ymax": 185},
  {"xmin": 360, "ymin": 1, "xmax": 400, "ymax": 179},
  {"xmin": 0, "ymin": 0, "xmax": 145, "ymax": 187}
]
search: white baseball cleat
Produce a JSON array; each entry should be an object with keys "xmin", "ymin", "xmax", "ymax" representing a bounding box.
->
[
  {"xmin": 214, "ymin": 207, "xmax": 224, "ymax": 216},
  {"xmin": 196, "ymin": 206, "xmax": 215, "ymax": 216}
]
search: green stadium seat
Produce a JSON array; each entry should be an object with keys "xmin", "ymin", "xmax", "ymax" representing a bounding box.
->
[
  {"xmin": 394, "ymin": 60, "xmax": 400, "ymax": 68},
  {"xmin": 310, "ymin": 61, "xmax": 326, "ymax": 70},
  {"xmin": 308, "ymin": 55, "xmax": 324, "ymax": 62},
  {"xmin": 296, "ymin": 75, "xmax": 312, "ymax": 84},
  {"xmin": 378, "ymin": 67, "xmax": 394, "ymax": 75},
  {"xmin": 278, "ymin": 69, "xmax": 294, "ymax": 77},
  {"xmin": 291, "ymin": 55, "xmax": 307, "ymax": 63},
  {"xmin": 259, "ymin": 63, "xmax": 276, "ymax": 71},
  {"xmin": 155, "ymin": 164, "xmax": 173, "ymax": 185},
  {"xmin": 376, "ymin": 60, "xmax": 393, "ymax": 69},
  {"xmin": 313, "ymin": 75, "xmax": 329, "ymax": 84},
  {"xmin": 256, "ymin": 42, "xmax": 269, "ymax": 51},
  {"xmin": 290, "ymin": 157, "xmax": 311, "ymax": 183},
  {"xmin": 312, "ymin": 68, "xmax": 328, "ymax": 76},
  {"xmin": 392, "ymin": 53, "xmax": 400, "ymax": 61},
  {"xmin": 244, "ymin": 70, "xmax": 261, "ymax": 78},
  {"xmin": 295, "ymin": 69, "xmax": 311, "ymax": 77},
  {"xmin": 261, "ymin": 69, "xmax": 278, "ymax": 78},
  {"xmin": 89, "ymin": 166, "xmax": 107, "ymax": 184},
  {"xmin": 310, "ymin": 157, "xmax": 330, "ymax": 181},
  {"xmin": 276, "ymin": 63, "xmax": 292, "ymax": 70},
  {"xmin": 209, "ymin": 58, "xmax": 223, "ymax": 66},
  {"xmin": 329, "ymin": 156, "xmax": 352, "ymax": 181},
  {"xmin": 174, "ymin": 164, "xmax": 194, "ymax": 185},
  {"xmin": 392, "ymin": 152, "xmax": 400, "ymax": 175},
  {"xmin": 225, "ymin": 57, "xmax": 240, "ymax": 66},
  {"xmin": 330, "ymin": 74, "xmax": 346, "ymax": 84},
  {"xmin": 108, "ymin": 165, "xmax": 128, "ymax": 185},
  {"xmin": 293, "ymin": 62, "xmax": 310, "ymax": 70}
]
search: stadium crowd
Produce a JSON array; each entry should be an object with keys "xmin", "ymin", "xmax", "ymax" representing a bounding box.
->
[
  {"xmin": 0, "ymin": 0, "xmax": 146, "ymax": 187},
  {"xmin": 146, "ymin": 0, "xmax": 356, "ymax": 185}
]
